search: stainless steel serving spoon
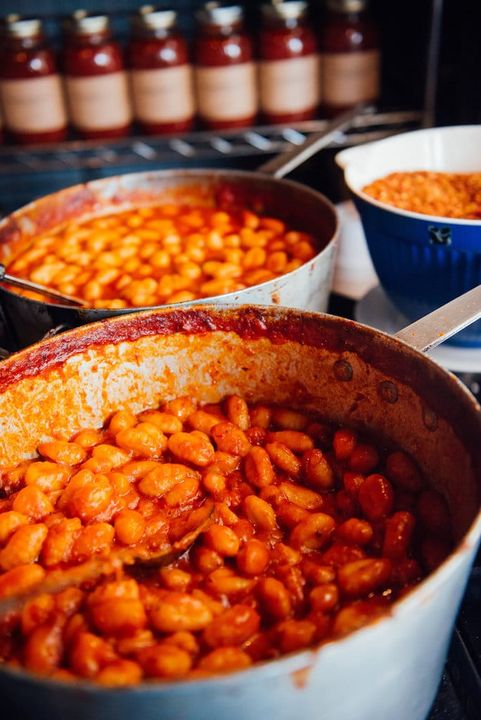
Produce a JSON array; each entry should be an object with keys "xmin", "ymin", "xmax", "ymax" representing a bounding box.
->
[{"xmin": 0, "ymin": 264, "xmax": 86, "ymax": 307}]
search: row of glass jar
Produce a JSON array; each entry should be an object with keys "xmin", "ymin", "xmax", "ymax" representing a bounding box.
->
[{"xmin": 0, "ymin": 0, "xmax": 380, "ymax": 145}]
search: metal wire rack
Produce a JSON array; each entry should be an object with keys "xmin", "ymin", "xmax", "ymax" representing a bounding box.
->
[{"xmin": 0, "ymin": 110, "xmax": 422, "ymax": 175}]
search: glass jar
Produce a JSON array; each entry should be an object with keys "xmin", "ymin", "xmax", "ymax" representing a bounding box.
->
[
  {"xmin": 128, "ymin": 6, "xmax": 194, "ymax": 135},
  {"xmin": 258, "ymin": 1, "xmax": 320, "ymax": 124},
  {"xmin": 321, "ymin": 0, "xmax": 380, "ymax": 116},
  {"xmin": 193, "ymin": 2, "xmax": 257, "ymax": 130},
  {"xmin": 0, "ymin": 16, "xmax": 67, "ymax": 144},
  {"xmin": 63, "ymin": 11, "xmax": 132, "ymax": 139}
]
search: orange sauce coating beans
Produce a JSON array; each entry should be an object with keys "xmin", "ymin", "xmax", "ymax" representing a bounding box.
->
[
  {"xmin": 0, "ymin": 396, "xmax": 452, "ymax": 685},
  {"xmin": 4, "ymin": 205, "xmax": 317, "ymax": 309},
  {"xmin": 363, "ymin": 171, "xmax": 481, "ymax": 219}
]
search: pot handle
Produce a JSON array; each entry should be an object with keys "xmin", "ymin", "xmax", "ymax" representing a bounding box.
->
[
  {"xmin": 394, "ymin": 284, "xmax": 481, "ymax": 353},
  {"xmin": 257, "ymin": 103, "xmax": 374, "ymax": 179}
]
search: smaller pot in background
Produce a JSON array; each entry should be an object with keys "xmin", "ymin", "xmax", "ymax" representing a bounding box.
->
[{"xmin": 336, "ymin": 125, "xmax": 481, "ymax": 348}]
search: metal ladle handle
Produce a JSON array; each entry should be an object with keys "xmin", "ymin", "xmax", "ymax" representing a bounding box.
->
[
  {"xmin": 395, "ymin": 284, "xmax": 481, "ymax": 353},
  {"xmin": 258, "ymin": 103, "xmax": 374, "ymax": 179},
  {"xmin": 0, "ymin": 263, "xmax": 85, "ymax": 307}
]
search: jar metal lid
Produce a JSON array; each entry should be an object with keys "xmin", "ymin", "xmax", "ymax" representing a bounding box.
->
[
  {"xmin": 261, "ymin": 1, "xmax": 308, "ymax": 22},
  {"xmin": 133, "ymin": 5, "xmax": 177, "ymax": 31},
  {"xmin": 68, "ymin": 9, "xmax": 110, "ymax": 35},
  {"xmin": 4, "ymin": 15, "xmax": 42, "ymax": 38},
  {"xmin": 196, "ymin": 2, "xmax": 244, "ymax": 27},
  {"xmin": 327, "ymin": 0, "xmax": 368, "ymax": 12}
]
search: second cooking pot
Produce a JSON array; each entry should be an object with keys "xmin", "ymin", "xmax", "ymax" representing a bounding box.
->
[{"xmin": 0, "ymin": 168, "xmax": 338, "ymax": 349}]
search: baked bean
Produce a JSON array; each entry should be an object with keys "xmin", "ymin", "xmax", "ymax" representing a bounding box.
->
[
  {"xmin": 138, "ymin": 411, "xmax": 183, "ymax": 435},
  {"xmin": 358, "ymin": 474, "xmax": 394, "ymax": 521},
  {"xmin": 187, "ymin": 410, "xmax": 222, "ymax": 434},
  {"xmin": 202, "ymin": 469, "xmax": 227, "ymax": 496},
  {"xmin": 243, "ymin": 495, "xmax": 277, "ymax": 532},
  {"xmin": 244, "ymin": 446, "xmax": 274, "ymax": 488},
  {"xmin": 0, "ymin": 523, "xmax": 48, "ymax": 570},
  {"xmin": 203, "ymin": 604, "xmax": 260, "ymax": 647},
  {"xmin": 72, "ymin": 523, "xmax": 114, "ymax": 561},
  {"xmin": 338, "ymin": 558, "xmax": 392, "ymax": 598},
  {"xmin": 90, "ymin": 598, "xmax": 147, "ymax": 636},
  {"xmin": 96, "ymin": 659, "xmax": 143, "ymax": 687},
  {"xmin": 277, "ymin": 619, "xmax": 316, "ymax": 654},
  {"xmin": 382, "ymin": 511, "xmax": 415, "ymax": 559},
  {"xmin": 271, "ymin": 408, "xmax": 307, "ymax": 431},
  {"xmin": 333, "ymin": 429, "xmax": 357, "ymax": 460},
  {"xmin": 150, "ymin": 592, "xmax": 213, "ymax": 632},
  {"xmin": 70, "ymin": 632, "xmax": 117, "ymax": 678},
  {"xmin": 211, "ymin": 422, "xmax": 251, "ymax": 456},
  {"xmin": 159, "ymin": 568, "xmax": 192, "ymax": 592},
  {"xmin": 225, "ymin": 395, "xmax": 250, "ymax": 431},
  {"xmin": 140, "ymin": 642, "xmax": 193, "ymax": 678},
  {"xmin": 237, "ymin": 539, "xmax": 269, "ymax": 576},
  {"xmin": 109, "ymin": 410, "xmax": 137, "ymax": 435},
  {"xmin": 66, "ymin": 475, "xmax": 113, "ymax": 522},
  {"xmin": 0, "ymin": 511, "xmax": 28, "ymax": 543},
  {"xmin": 279, "ymin": 481, "xmax": 324, "ymax": 510},
  {"xmin": 24, "ymin": 461, "xmax": 71, "ymax": 492},
  {"xmin": 164, "ymin": 475, "xmax": 199, "ymax": 507},
  {"xmin": 310, "ymin": 583, "xmax": 339, "ymax": 612},
  {"xmin": 193, "ymin": 547, "xmax": 224, "ymax": 575},
  {"xmin": 116, "ymin": 424, "xmax": 167, "ymax": 458},
  {"xmin": 162, "ymin": 630, "xmax": 199, "ymax": 655},
  {"xmin": 270, "ymin": 542, "xmax": 301, "ymax": 567},
  {"xmin": 21, "ymin": 593, "xmax": 55, "ymax": 635},
  {"xmin": 114, "ymin": 509, "xmax": 145, "ymax": 545},
  {"xmin": 37, "ymin": 440, "xmax": 87, "ymax": 466},
  {"xmin": 276, "ymin": 500, "xmax": 310, "ymax": 529},
  {"xmin": 42, "ymin": 517, "xmax": 82, "ymax": 567},
  {"xmin": 290, "ymin": 513, "xmax": 336, "ymax": 552},
  {"xmin": 198, "ymin": 647, "xmax": 252, "ymax": 673},
  {"xmin": 333, "ymin": 600, "xmax": 388, "ymax": 637},
  {"xmin": 336, "ymin": 518, "xmax": 373, "ymax": 546},
  {"xmin": 257, "ymin": 577, "xmax": 292, "ymax": 619},
  {"xmin": 139, "ymin": 463, "xmax": 199, "ymax": 497},
  {"xmin": 349, "ymin": 444, "xmax": 380, "ymax": 474},
  {"xmin": 302, "ymin": 448, "xmax": 335, "ymax": 490},
  {"xmin": 12, "ymin": 486, "xmax": 54, "ymax": 519},
  {"xmin": 204, "ymin": 525, "xmax": 240, "ymax": 557},
  {"xmin": 205, "ymin": 568, "xmax": 254, "ymax": 597},
  {"xmin": 385, "ymin": 450, "xmax": 424, "ymax": 493},
  {"xmin": 0, "ymin": 563, "xmax": 45, "ymax": 598},
  {"xmin": 168, "ymin": 431, "xmax": 215, "ymax": 467},
  {"xmin": 24, "ymin": 621, "xmax": 63, "ymax": 675},
  {"xmin": 265, "ymin": 442, "xmax": 301, "ymax": 478}
]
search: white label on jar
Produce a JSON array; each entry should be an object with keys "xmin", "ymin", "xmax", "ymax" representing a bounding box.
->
[
  {"xmin": 194, "ymin": 62, "xmax": 257, "ymax": 121},
  {"xmin": 130, "ymin": 64, "xmax": 194, "ymax": 124},
  {"xmin": 0, "ymin": 75, "xmax": 66, "ymax": 133},
  {"xmin": 322, "ymin": 50, "xmax": 380, "ymax": 106},
  {"xmin": 259, "ymin": 54, "xmax": 321, "ymax": 114},
  {"xmin": 65, "ymin": 72, "xmax": 132, "ymax": 131}
]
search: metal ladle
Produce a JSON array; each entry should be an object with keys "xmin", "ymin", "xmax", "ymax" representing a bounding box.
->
[
  {"xmin": 0, "ymin": 499, "xmax": 215, "ymax": 619},
  {"xmin": 0, "ymin": 264, "xmax": 86, "ymax": 307}
]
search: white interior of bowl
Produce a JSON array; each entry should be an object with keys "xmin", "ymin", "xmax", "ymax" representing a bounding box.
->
[{"xmin": 335, "ymin": 125, "xmax": 481, "ymax": 224}]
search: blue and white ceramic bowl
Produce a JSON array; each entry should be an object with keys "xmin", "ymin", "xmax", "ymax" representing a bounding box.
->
[{"xmin": 336, "ymin": 125, "xmax": 481, "ymax": 347}]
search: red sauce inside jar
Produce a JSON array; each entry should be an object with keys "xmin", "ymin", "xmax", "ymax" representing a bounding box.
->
[
  {"xmin": 320, "ymin": 0, "xmax": 380, "ymax": 116},
  {"xmin": 0, "ymin": 17, "xmax": 67, "ymax": 145},
  {"xmin": 193, "ymin": 4, "xmax": 257, "ymax": 130},
  {"xmin": 258, "ymin": 1, "xmax": 321, "ymax": 124},
  {"xmin": 63, "ymin": 11, "xmax": 132, "ymax": 140},
  {"xmin": 128, "ymin": 7, "xmax": 194, "ymax": 135}
]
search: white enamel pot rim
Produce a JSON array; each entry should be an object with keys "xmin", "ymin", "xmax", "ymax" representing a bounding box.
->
[
  {"xmin": 0, "ymin": 301, "xmax": 480, "ymax": 694},
  {"xmin": 335, "ymin": 124, "xmax": 481, "ymax": 225}
]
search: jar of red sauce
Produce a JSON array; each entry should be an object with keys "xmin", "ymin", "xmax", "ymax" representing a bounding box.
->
[
  {"xmin": 193, "ymin": 2, "xmax": 257, "ymax": 130},
  {"xmin": 321, "ymin": 0, "xmax": 380, "ymax": 116},
  {"xmin": 258, "ymin": 1, "xmax": 321, "ymax": 124},
  {"xmin": 63, "ymin": 11, "xmax": 132, "ymax": 140},
  {"xmin": 0, "ymin": 16, "xmax": 67, "ymax": 145},
  {"xmin": 128, "ymin": 6, "xmax": 194, "ymax": 135}
]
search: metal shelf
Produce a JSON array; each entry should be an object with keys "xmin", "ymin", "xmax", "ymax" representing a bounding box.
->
[{"xmin": 0, "ymin": 110, "xmax": 422, "ymax": 175}]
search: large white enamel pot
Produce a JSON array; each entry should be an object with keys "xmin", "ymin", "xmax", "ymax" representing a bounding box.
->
[{"xmin": 0, "ymin": 301, "xmax": 480, "ymax": 720}]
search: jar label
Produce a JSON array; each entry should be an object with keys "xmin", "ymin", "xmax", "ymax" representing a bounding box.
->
[
  {"xmin": 194, "ymin": 62, "xmax": 257, "ymax": 121},
  {"xmin": 130, "ymin": 65, "xmax": 194, "ymax": 124},
  {"xmin": 0, "ymin": 75, "xmax": 66, "ymax": 133},
  {"xmin": 65, "ymin": 72, "xmax": 132, "ymax": 130},
  {"xmin": 322, "ymin": 50, "xmax": 380, "ymax": 106},
  {"xmin": 259, "ymin": 54, "xmax": 321, "ymax": 114}
]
